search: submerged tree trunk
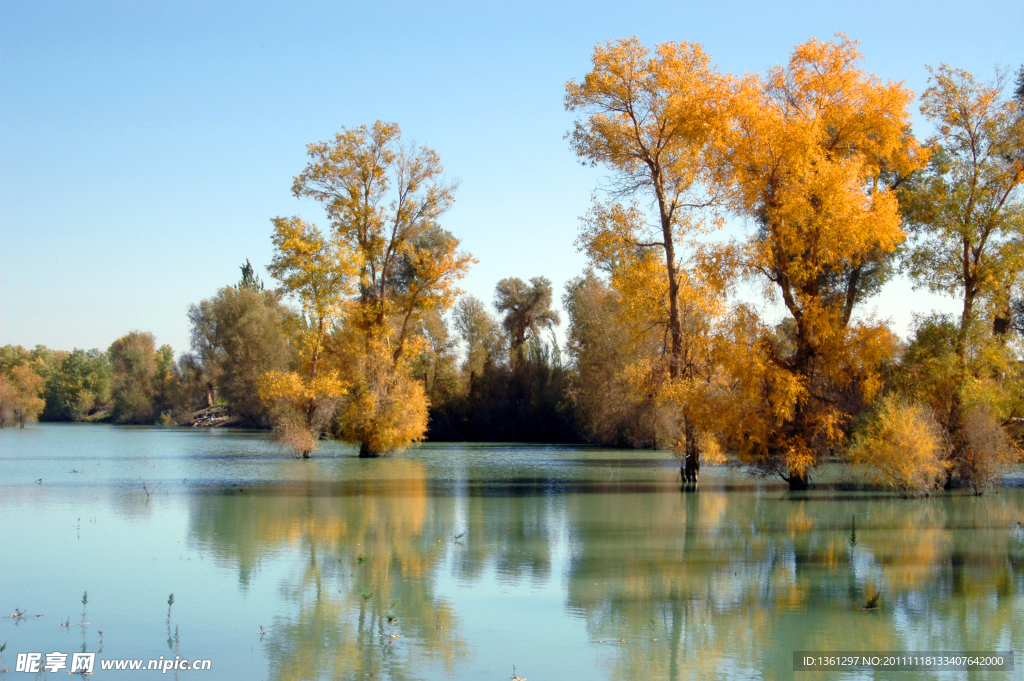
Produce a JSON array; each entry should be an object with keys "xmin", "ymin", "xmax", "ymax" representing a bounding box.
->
[
  {"xmin": 681, "ymin": 420, "xmax": 700, "ymax": 487},
  {"xmin": 683, "ymin": 451, "xmax": 700, "ymax": 485},
  {"xmin": 786, "ymin": 470, "xmax": 810, "ymax": 491},
  {"xmin": 359, "ymin": 442, "xmax": 384, "ymax": 458}
]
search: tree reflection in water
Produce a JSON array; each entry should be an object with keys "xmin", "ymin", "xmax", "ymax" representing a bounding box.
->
[
  {"xmin": 186, "ymin": 453, "xmax": 1024, "ymax": 681},
  {"xmin": 188, "ymin": 460, "xmax": 469, "ymax": 681},
  {"xmin": 565, "ymin": 489, "xmax": 1024, "ymax": 680}
]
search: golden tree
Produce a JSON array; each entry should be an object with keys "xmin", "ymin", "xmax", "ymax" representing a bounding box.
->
[
  {"xmin": 566, "ymin": 38, "xmax": 727, "ymax": 379},
  {"xmin": 268, "ymin": 217, "xmax": 357, "ymax": 379},
  {"xmin": 1, "ymin": 364, "xmax": 46, "ymax": 428},
  {"xmin": 291, "ymin": 122, "xmax": 474, "ymax": 456},
  {"xmin": 259, "ymin": 217, "xmax": 355, "ymax": 457},
  {"xmin": 719, "ymin": 36, "xmax": 924, "ymax": 488},
  {"xmin": 565, "ymin": 39, "xmax": 732, "ymax": 482},
  {"xmin": 257, "ymin": 370, "xmax": 347, "ymax": 457},
  {"xmin": 848, "ymin": 396, "xmax": 950, "ymax": 497},
  {"xmin": 331, "ymin": 336, "xmax": 430, "ymax": 456}
]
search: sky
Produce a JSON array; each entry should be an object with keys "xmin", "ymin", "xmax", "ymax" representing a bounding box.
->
[{"xmin": 1, "ymin": 0, "xmax": 1021, "ymax": 355}]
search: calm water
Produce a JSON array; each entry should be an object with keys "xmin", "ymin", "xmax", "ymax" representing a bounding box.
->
[{"xmin": 1, "ymin": 424, "xmax": 1023, "ymax": 680}]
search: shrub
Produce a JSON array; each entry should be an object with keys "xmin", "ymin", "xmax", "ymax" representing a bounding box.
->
[
  {"xmin": 848, "ymin": 397, "xmax": 949, "ymax": 497},
  {"xmin": 957, "ymin": 408, "xmax": 1019, "ymax": 495},
  {"xmin": 279, "ymin": 423, "xmax": 320, "ymax": 459}
]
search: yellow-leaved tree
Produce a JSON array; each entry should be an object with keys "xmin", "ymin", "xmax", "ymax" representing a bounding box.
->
[
  {"xmin": 565, "ymin": 38, "xmax": 734, "ymax": 483},
  {"xmin": 0, "ymin": 363, "xmax": 46, "ymax": 428},
  {"xmin": 290, "ymin": 122, "xmax": 475, "ymax": 456},
  {"xmin": 717, "ymin": 35, "xmax": 925, "ymax": 489},
  {"xmin": 258, "ymin": 217, "xmax": 355, "ymax": 457}
]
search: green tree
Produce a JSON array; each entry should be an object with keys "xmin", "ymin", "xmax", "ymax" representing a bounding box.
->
[
  {"xmin": 563, "ymin": 270, "xmax": 661, "ymax": 447},
  {"xmin": 108, "ymin": 332, "xmax": 159, "ymax": 424},
  {"xmin": 238, "ymin": 259, "xmax": 265, "ymax": 292},
  {"xmin": 0, "ymin": 345, "xmax": 31, "ymax": 375},
  {"xmin": 187, "ymin": 287, "xmax": 295, "ymax": 426},
  {"xmin": 452, "ymin": 295, "xmax": 504, "ymax": 384},
  {"xmin": 41, "ymin": 349, "xmax": 112, "ymax": 421},
  {"xmin": 494, "ymin": 276, "xmax": 560, "ymax": 366},
  {"xmin": 902, "ymin": 65, "xmax": 1024, "ymax": 355},
  {"xmin": 899, "ymin": 64, "xmax": 1024, "ymax": 480},
  {"xmin": 892, "ymin": 313, "xmax": 1023, "ymax": 493}
]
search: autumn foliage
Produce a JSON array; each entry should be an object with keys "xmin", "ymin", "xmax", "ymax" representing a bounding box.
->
[
  {"xmin": 849, "ymin": 397, "xmax": 950, "ymax": 497},
  {"xmin": 0, "ymin": 363, "xmax": 46, "ymax": 428},
  {"xmin": 256, "ymin": 370, "xmax": 345, "ymax": 456},
  {"xmin": 11, "ymin": 37, "xmax": 1023, "ymax": 494},
  {"xmin": 256, "ymin": 121, "xmax": 472, "ymax": 456},
  {"xmin": 565, "ymin": 35, "xmax": 934, "ymax": 488}
]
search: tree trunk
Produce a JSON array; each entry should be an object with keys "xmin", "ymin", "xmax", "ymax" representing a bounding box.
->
[
  {"xmin": 683, "ymin": 452, "xmax": 700, "ymax": 485},
  {"xmin": 948, "ymin": 286, "xmax": 972, "ymax": 468},
  {"xmin": 956, "ymin": 286, "xmax": 975, "ymax": 359},
  {"xmin": 681, "ymin": 420, "xmax": 700, "ymax": 487},
  {"xmin": 787, "ymin": 470, "xmax": 810, "ymax": 491},
  {"xmin": 359, "ymin": 441, "xmax": 384, "ymax": 458},
  {"xmin": 661, "ymin": 211, "xmax": 682, "ymax": 379}
]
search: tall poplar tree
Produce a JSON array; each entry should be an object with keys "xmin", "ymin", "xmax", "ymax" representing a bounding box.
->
[{"xmin": 565, "ymin": 39, "xmax": 730, "ymax": 482}]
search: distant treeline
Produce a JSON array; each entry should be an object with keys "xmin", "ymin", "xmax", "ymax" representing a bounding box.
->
[
  {"xmin": 4, "ymin": 37, "xmax": 1024, "ymax": 496},
  {"xmin": 0, "ymin": 268, "xmax": 579, "ymax": 440}
]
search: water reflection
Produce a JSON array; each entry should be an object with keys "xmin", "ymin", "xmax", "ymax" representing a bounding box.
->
[
  {"xmin": 188, "ymin": 460, "xmax": 470, "ymax": 680},
  {"xmin": 168, "ymin": 442, "xmax": 1024, "ymax": 680},
  {"xmin": 564, "ymin": 490, "xmax": 1024, "ymax": 680},
  {"xmin": 453, "ymin": 493, "xmax": 558, "ymax": 585}
]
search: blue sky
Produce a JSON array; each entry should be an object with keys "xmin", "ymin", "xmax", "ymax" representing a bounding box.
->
[{"xmin": 1, "ymin": 0, "xmax": 1020, "ymax": 354}]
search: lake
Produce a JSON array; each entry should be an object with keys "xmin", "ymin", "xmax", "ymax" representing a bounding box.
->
[{"xmin": 2, "ymin": 424, "xmax": 1022, "ymax": 679}]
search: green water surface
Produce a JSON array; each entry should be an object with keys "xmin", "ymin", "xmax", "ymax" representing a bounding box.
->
[{"xmin": 1, "ymin": 424, "xmax": 1022, "ymax": 680}]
